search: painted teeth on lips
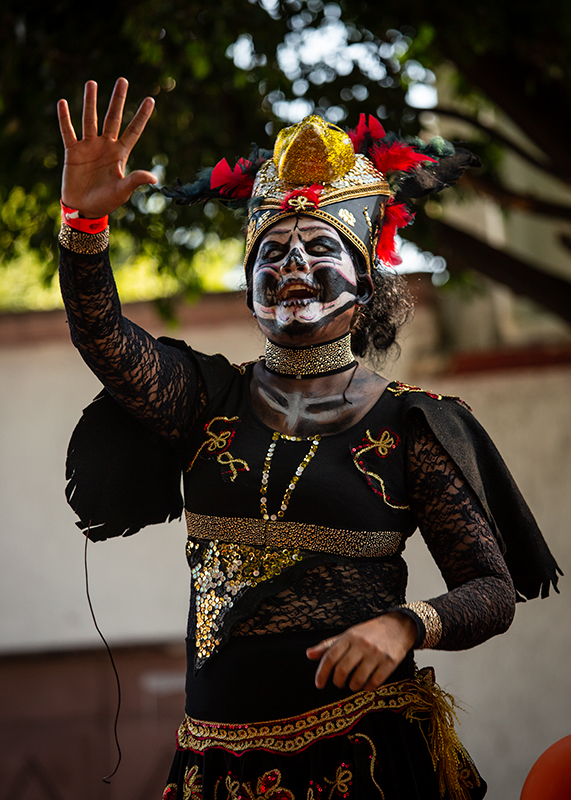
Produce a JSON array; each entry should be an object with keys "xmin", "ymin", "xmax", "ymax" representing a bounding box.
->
[{"xmin": 277, "ymin": 281, "xmax": 319, "ymax": 304}]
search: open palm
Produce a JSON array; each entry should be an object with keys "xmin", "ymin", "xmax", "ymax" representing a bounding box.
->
[{"xmin": 57, "ymin": 77, "xmax": 157, "ymax": 218}]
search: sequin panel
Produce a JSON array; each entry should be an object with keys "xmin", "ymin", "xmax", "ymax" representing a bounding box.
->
[
  {"xmin": 59, "ymin": 223, "xmax": 110, "ymax": 254},
  {"xmin": 186, "ymin": 539, "xmax": 304, "ymax": 666}
]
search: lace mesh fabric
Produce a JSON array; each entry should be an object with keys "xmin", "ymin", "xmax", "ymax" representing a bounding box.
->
[
  {"xmin": 59, "ymin": 248, "xmax": 206, "ymax": 439},
  {"xmin": 232, "ymin": 559, "xmax": 408, "ymax": 636},
  {"xmin": 60, "ymin": 245, "xmax": 515, "ymax": 651},
  {"xmin": 405, "ymin": 413, "xmax": 516, "ymax": 648}
]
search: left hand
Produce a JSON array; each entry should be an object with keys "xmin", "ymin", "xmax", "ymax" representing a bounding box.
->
[{"xmin": 306, "ymin": 612, "xmax": 417, "ymax": 692}]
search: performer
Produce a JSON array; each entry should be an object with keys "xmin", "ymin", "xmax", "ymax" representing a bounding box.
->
[{"xmin": 57, "ymin": 78, "xmax": 560, "ymax": 800}]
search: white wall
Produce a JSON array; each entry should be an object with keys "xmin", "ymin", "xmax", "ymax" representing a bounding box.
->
[
  {"xmin": 0, "ymin": 311, "xmax": 264, "ymax": 653},
  {"xmin": 1, "ymin": 304, "xmax": 569, "ymax": 800}
]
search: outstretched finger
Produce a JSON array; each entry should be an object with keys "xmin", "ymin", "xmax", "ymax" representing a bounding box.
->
[
  {"xmin": 103, "ymin": 77, "xmax": 129, "ymax": 140},
  {"xmin": 82, "ymin": 80, "xmax": 99, "ymax": 140},
  {"xmin": 119, "ymin": 97, "xmax": 156, "ymax": 153},
  {"xmin": 57, "ymin": 99, "xmax": 77, "ymax": 149}
]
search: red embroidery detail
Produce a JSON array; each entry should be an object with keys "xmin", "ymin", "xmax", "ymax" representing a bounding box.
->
[
  {"xmin": 280, "ymin": 185, "xmax": 323, "ymax": 212},
  {"xmin": 187, "ymin": 416, "xmax": 250, "ymax": 481},
  {"xmin": 352, "ymin": 427, "xmax": 400, "ymax": 460},
  {"xmin": 387, "ymin": 381, "xmax": 472, "ymax": 410},
  {"xmin": 351, "ymin": 428, "xmax": 409, "ymax": 510}
]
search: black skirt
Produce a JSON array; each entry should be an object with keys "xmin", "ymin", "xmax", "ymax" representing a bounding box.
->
[{"xmin": 162, "ymin": 631, "xmax": 486, "ymax": 800}]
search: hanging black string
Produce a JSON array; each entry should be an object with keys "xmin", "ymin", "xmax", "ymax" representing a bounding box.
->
[{"xmin": 84, "ymin": 524, "xmax": 122, "ymax": 783}]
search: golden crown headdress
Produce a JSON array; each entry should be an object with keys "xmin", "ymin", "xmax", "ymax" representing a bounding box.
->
[{"xmin": 163, "ymin": 113, "xmax": 480, "ymax": 274}]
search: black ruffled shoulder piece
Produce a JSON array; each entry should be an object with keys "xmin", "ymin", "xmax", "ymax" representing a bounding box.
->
[
  {"xmin": 64, "ymin": 343, "xmax": 242, "ymax": 542},
  {"xmin": 401, "ymin": 391, "xmax": 562, "ymax": 601},
  {"xmin": 65, "ymin": 388, "xmax": 184, "ymax": 541}
]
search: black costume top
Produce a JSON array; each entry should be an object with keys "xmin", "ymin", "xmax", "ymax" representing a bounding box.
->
[{"xmin": 59, "ymin": 243, "xmax": 561, "ymax": 681}]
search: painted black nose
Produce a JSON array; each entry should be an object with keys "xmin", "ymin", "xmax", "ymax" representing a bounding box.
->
[{"xmin": 282, "ymin": 247, "xmax": 309, "ymax": 272}]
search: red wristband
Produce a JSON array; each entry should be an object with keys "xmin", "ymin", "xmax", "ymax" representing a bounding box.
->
[{"xmin": 60, "ymin": 200, "xmax": 109, "ymax": 234}]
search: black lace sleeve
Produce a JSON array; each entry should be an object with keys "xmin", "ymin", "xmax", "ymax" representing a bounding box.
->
[
  {"xmin": 402, "ymin": 411, "xmax": 516, "ymax": 650},
  {"xmin": 59, "ymin": 239, "xmax": 204, "ymax": 439}
]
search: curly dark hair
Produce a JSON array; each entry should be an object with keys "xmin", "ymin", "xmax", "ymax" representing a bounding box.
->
[
  {"xmin": 244, "ymin": 236, "xmax": 413, "ymax": 363},
  {"xmin": 348, "ymin": 246, "xmax": 414, "ymax": 364}
]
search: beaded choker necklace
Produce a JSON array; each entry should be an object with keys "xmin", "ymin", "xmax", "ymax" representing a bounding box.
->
[{"xmin": 264, "ymin": 332, "xmax": 356, "ymax": 379}]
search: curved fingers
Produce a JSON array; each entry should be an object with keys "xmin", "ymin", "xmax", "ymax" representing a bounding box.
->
[
  {"xmin": 348, "ymin": 647, "xmax": 397, "ymax": 692},
  {"xmin": 102, "ymin": 77, "xmax": 129, "ymax": 140},
  {"xmin": 57, "ymin": 99, "xmax": 77, "ymax": 149},
  {"xmin": 313, "ymin": 638, "xmax": 350, "ymax": 689},
  {"xmin": 361, "ymin": 663, "xmax": 394, "ymax": 693},
  {"xmin": 82, "ymin": 80, "xmax": 99, "ymax": 140}
]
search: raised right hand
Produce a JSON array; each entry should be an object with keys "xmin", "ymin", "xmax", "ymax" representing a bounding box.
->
[{"xmin": 57, "ymin": 77, "xmax": 157, "ymax": 219}]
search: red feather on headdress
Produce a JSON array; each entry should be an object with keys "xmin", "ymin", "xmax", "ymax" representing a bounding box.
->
[
  {"xmin": 371, "ymin": 141, "xmax": 436, "ymax": 176},
  {"xmin": 348, "ymin": 114, "xmax": 386, "ymax": 153},
  {"xmin": 210, "ymin": 157, "xmax": 256, "ymax": 199},
  {"xmin": 376, "ymin": 202, "xmax": 414, "ymax": 266}
]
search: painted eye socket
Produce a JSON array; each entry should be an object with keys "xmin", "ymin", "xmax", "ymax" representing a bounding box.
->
[
  {"xmin": 261, "ymin": 244, "xmax": 285, "ymax": 260},
  {"xmin": 307, "ymin": 237, "xmax": 338, "ymax": 254}
]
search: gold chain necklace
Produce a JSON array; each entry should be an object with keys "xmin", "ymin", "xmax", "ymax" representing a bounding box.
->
[{"xmin": 260, "ymin": 431, "xmax": 321, "ymax": 521}]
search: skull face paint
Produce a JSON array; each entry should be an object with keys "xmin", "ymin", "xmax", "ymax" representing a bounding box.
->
[{"xmin": 252, "ymin": 216, "xmax": 365, "ymax": 344}]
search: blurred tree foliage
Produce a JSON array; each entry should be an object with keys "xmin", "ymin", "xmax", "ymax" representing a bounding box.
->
[{"xmin": 2, "ymin": 0, "xmax": 571, "ymax": 319}]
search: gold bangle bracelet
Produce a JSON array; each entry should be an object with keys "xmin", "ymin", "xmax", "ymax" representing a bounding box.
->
[
  {"xmin": 58, "ymin": 222, "xmax": 110, "ymax": 254},
  {"xmin": 400, "ymin": 601, "xmax": 443, "ymax": 648}
]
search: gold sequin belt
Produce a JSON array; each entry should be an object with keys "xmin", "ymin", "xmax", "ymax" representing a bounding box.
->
[{"xmin": 185, "ymin": 511, "xmax": 402, "ymax": 558}]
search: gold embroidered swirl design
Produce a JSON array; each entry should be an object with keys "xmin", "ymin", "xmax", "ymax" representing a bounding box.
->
[
  {"xmin": 349, "ymin": 734, "xmax": 385, "ymax": 797},
  {"xmin": 187, "ymin": 416, "xmax": 250, "ymax": 481},
  {"xmin": 182, "ymin": 766, "xmax": 202, "ymax": 800},
  {"xmin": 179, "ymin": 669, "xmax": 480, "ymax": 800},
  {"xmin": 287, "ymin": 194, "xmax": 318, "ymax": 211},
  {"xmin": 351, "ymin": 429, "xmax": 409, "ymax": 511},
  {"xmin": 338, "ymin": 208, "xmax": 356, "ymax": 226},
  {"xmin": 325, "ymin": 765, "xmax": 353, "ymax": 798},
  {"xmin": 177, "ymin": 669, "xmax": 439, "ymax": 755},
  {"xmin": 216, "ymin": 451, "xmax": 250, "ymax": 482},
  {"xmin": 365, "ymin": 429, "xmax": 396, "ymax": 457}
]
